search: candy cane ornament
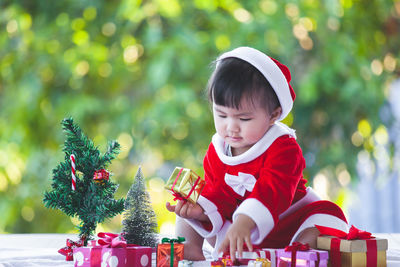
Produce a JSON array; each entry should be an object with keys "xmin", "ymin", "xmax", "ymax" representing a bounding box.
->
[{"xmin": 70, "ymin": 154, "xmax": 76, "ymax": 191}]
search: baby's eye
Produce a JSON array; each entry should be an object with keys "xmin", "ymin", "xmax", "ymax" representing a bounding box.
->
[
  {"xmin": 240, "ymin": 118, "xmax": 252, "ymax": 121},
  {"xmin": 218, "ymin": 114, "xmax": 227, "ymax": 118}
]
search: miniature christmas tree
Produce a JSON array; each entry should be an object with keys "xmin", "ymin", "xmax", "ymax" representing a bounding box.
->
[
  {"xmin": 43, "ymin": 117, "xmax": 125, "ymax": 242},
  {"xmin": 122, "ymin": 166, "xmax": 158, "ymax": 247}
]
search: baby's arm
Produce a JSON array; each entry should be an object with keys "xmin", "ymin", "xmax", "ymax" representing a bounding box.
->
[
  {"xmin": 166, "ymin": 201, "xmax": 210, "ymax": 261},
  {"xmin": 218, "ymin": 214, "xmax": 255, "ymax": 261},
  {"xmin": 166, "ymin": 200, "xmax": 210, "ymax": 222}
]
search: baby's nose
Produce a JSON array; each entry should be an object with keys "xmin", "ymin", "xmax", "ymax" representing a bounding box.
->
[{"xmin": 227, "ymin": 120, "xmax": 239, "ymax": 132}]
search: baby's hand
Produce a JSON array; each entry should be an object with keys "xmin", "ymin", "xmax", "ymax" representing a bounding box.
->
[
  {"xmin": 218, "ymin": 214, "xmax": 255, "ymax": 261},
  {"xmin": 166, "ymin": 200, "xmax": 205, "ymax": 220}
]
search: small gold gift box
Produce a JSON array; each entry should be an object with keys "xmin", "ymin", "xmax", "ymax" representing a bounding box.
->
[
  {"xmin": 165, "ymin": 167, "xmax": 205, "ymax": 204},
  {"xmin": 248, "ymin": 258, "xmax": 271, "ymax": 267},
  {"xmin": 317, "ymin": 235, "xmax": 388, "ymax": 267}
]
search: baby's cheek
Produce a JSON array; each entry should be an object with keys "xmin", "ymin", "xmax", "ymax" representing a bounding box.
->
[{"xmin": 246, "ymin": 131, "xmax": 263, "ymax": 143}]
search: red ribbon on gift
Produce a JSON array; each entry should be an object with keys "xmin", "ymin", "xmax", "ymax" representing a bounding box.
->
[
  {"xmin": 220, "ymin": 255, "xmax": 242, "ymax": 266},
  {"xmin": 171, "ymin": 168, "xmax": 201, "ymax": 202},
  {"xmin": 315, "ymin": 225, "xmax": 377, "ymax": 267},
  {"xmin": 316, "ymin": 225, "xmax": 373, "ymax": 240},
  {"xmin": 88, "ymin": 232, "xmax": 139, "ymax": 266},
  {"xmin": 285, "ymin": 242, "xmax": 310, "ymax": 267},
  {"xmin": 89, "ymin": 232, "xmax": 125, "ymax": 266},
  {"xmin": 58, "ymin": 237, "xmax": 85, "ymax": 261},
  {"xmin": 97, "ymin": 232, "xmax": 128, "ymax": 248},
  {"xmin": 93, "ymin": 169, "xmax": 110, "ymax": 183}
]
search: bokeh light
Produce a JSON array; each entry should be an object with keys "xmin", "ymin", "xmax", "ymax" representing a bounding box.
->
[{"xmin": 1, "ymin": 0, "xmax": 399, "ymax": 236}]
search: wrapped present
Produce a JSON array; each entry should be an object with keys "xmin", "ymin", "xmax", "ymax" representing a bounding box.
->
[
  {"xmin": 93, "ymin": 169, "xmax": 110, "ymax": 184},
  {"xmin": 59, "ymin": 237, "xmax": 85, "ymax": 261},
  {"xmin": 165, "ymin": 167, "xmax": 205, "ymax": 204},
  {"xmin": 248, "ymin": 258, "xmax": 271, "ymax": 267},
  {"xmin": 276, "ymin": 242, "xmax": 329, "ymax": 267},
  {"xmin": 220, "ymin": 255, "xmax": 240, "ymax": 266},
  {"xmin": 211, "ymin": 259, "xmax": 224, "ymax": 266},
  {"xmin": 157, "ymin": 237, "xmax": 185, "ymax": 267},
  {"xmin": 178, "ymin": 260, "xmax": 193, "ymax": 267},
  {"xmin": 73, "ymin": 232, "xmax": 152, "ymax": 267},
  {"xmin": 316, "ymin": 225, "xmax": 388, "ymax": 267},
  {"xmin": 259, "ymin": 248, "xmax": 278, "ymax": 266},
  {"xmin": 220, "ymin": 251, "xmax": 261, "ymax": 265},
  {"xmin": 220, "ymin": 249, "xmax": 276, "ymax": 266}
]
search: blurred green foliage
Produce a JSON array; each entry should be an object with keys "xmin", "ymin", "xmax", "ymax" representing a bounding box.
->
[{"xmin": 0, "ymin": 0, "xmax": 399, "ymax": 234}]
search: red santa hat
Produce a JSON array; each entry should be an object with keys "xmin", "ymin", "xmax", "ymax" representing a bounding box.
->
[{"xmin": 217, "ymin": 46, "xmax": 296, "ymax": 121}]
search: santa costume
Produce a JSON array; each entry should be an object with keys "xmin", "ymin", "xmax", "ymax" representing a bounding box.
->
[{"xmin": 184, "ymin": 47, "xmax": 348, "ymax": 257}]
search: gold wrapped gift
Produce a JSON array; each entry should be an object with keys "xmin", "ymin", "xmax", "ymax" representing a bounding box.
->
[
  {"xmin": 165, "ymin": 167, "xmax": 205, "ymax": 204},
  {"xmin": 248, "ymin": 258, "xmax": 271, "ymax": 267},
  {"xmin": 317, "ymin": 236, "xmax": 388, "ymax": 267}
]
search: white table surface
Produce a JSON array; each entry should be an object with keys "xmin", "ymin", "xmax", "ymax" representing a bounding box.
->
[
  {"xmin": 0, "ymin": 234, "xmax": 209, "ymax": 267},
  {"xmin": 0, "ymin": 233, "xmax": 400, "ymax": 266}
]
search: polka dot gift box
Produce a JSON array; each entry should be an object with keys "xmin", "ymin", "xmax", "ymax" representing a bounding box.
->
[{"xmin": 73, "ymin": 232, "xmax": 152, "ymax": 267}]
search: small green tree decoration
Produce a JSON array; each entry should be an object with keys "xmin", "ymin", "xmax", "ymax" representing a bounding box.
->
[
  {"xmin": 122, "ymin": 166, "xmax": 158, "ymax": 247},
  {"xmin": 43, "ymin": 117, "xmax": 125, "ymax": 241}
]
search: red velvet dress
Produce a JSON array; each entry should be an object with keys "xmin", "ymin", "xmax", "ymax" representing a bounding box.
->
[{"xmin": 184, "ymin": 122, "xmax": 348, "ymax": 256}]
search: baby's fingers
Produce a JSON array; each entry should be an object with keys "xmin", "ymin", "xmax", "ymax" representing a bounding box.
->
[
  {"xmin": 229, "ymin": 238, "xmax": 237, "ymax": 261},
  {"xmin": 178, "ymin": 202, "xmax": 189, "ymax": 217},
  {"xmin": 217, "ymin": 237, "xmax": 229, "ymax": 255},
  {"xmin": 165, "ymin": 202, "xmax": 176, "ymax": 212},
  {"xmin": 245, "ymin": 236, "xmax": 253, "ymax": 252},
  {"xmin": 174, "ymin": 200, "xmax": 185, "ymax": 214},
  {"xmin": 237, "ymin": 238, "xmax": 244, "ymax": 259}
]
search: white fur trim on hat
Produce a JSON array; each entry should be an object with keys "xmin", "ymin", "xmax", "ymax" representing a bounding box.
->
[{"xmin": 217, "ymin": 46, "xmax": 293, "ymax": 121}]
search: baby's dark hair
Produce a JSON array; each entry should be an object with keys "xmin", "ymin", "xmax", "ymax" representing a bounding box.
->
[{"xmin": 207, "ymin": 57, "xmax": 280, "ymax": 114}]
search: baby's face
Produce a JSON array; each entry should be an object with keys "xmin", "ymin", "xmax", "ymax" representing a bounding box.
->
[{"xmin": 213, "ymin": 98, "xmax": 274, "ymax": 156}]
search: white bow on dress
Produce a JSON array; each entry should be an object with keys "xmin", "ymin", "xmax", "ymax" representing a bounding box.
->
[{"xmin": 224, "ymin": 172, "xmax": 257, "ymax": 196}]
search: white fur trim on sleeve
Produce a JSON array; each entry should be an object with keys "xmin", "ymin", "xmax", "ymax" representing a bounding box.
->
[
  {"xmin": 233, "ymin": 198, "xmax": 274, "ymax": 244},
  {"xmin": 184, "ymin": 195, "xmax": 224, "ymax": 238}
]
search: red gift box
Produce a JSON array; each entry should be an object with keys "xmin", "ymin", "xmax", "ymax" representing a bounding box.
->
[
  {"xmin": 157, "ymin": 237, "xmax": 185, "ymax": 267},
  {"xmin": 73, "ymin": 232, "xmax": 152, "ymax": 267},
  {"xmin": 73, "ymin": 246, "xmax": 152, "ymax": 267}
]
